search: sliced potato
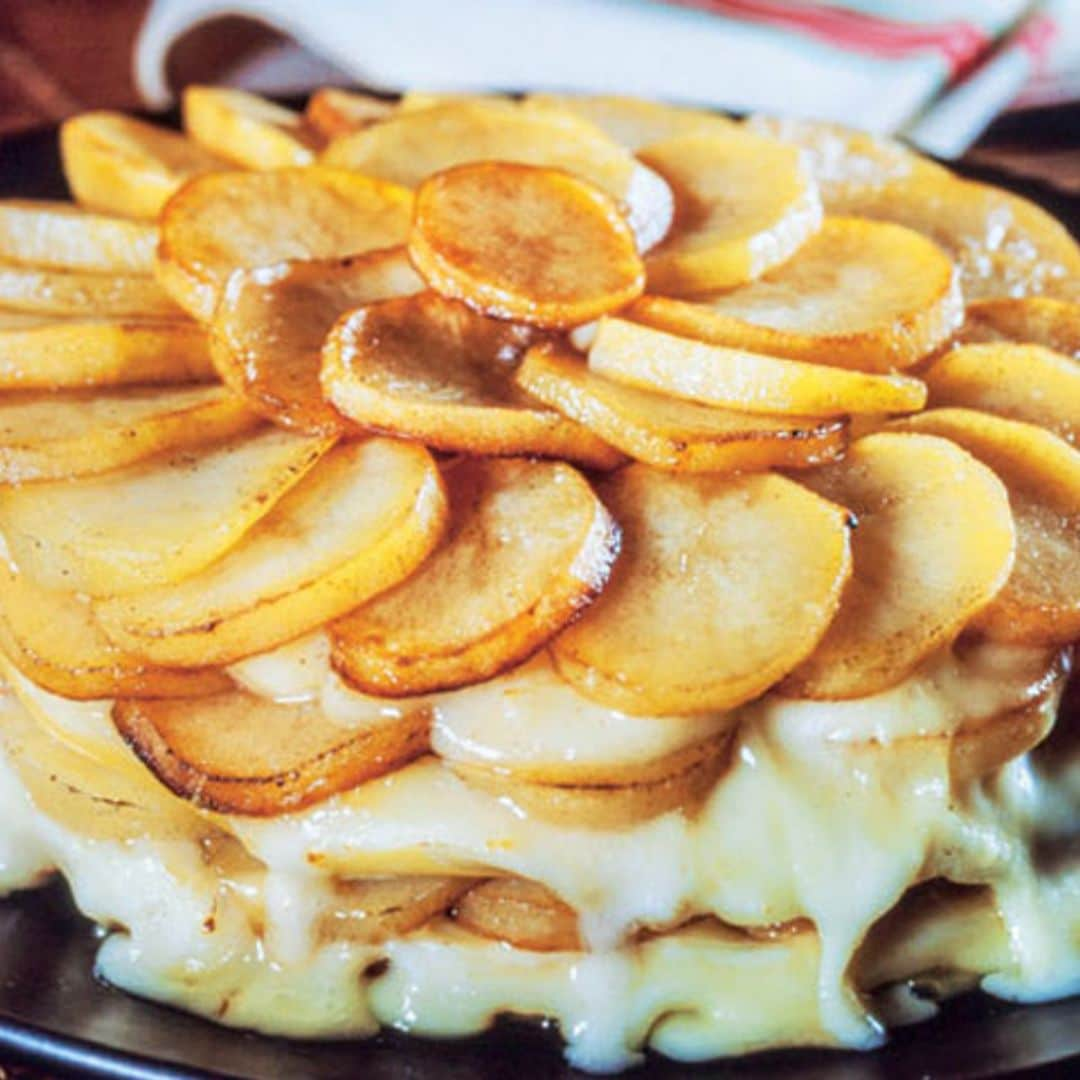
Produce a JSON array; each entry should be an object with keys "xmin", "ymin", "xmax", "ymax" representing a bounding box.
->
[
  {"xmin": 321, "ymin": 292, "xmax": 622, "ymax": 466},
  {"xmin": 409, "ymin": 162, "xmax": 645, "ymax": 328},
  {"xmin": 0, "ymin": 260, "xmax": 179, "ymax": 317},
  {"xmin": 454, "ymin": 877, "xmax": 582, "ymax": 952},
  {"xmin": 157, "ymin": 167, "xmax": 413, "ymax": 320},
  {"xmin": 97, "ymin": 439, "xmax": 447, "ymax": 667},
  {"xmin": 304, "ymin": 88, "xmax": 395, "ymax": 141},
  {"xmin": 212, "ymin": 248, "xmax": 423, "ymax": 434},
  {"xmin": 783, "ymin": 433, "xmax": 1016, "ymax": 699},
  {"xmin": 183, "ymin": 86, "xmax": 319, "ymax": 168},
  {"xmin": 331, "ymin": 457, "xmax": 617, "ymax": 696},
  {"xmin": 0, "ymin": 427, "xmax": 332, "ymax": 595},
  {"xmin": 638, "ymin": 129, "xmax": 821, "ymax": 294},
  {"xmin": 589, "ymin": 318, "xmax": 927, "ymax": 416},
  {"xmin": 113, "ymin": 690, "xmax": 430, "ymax": 815},
  {"xmin": 0, "ymin": 317, "xmax": 214, "ymax": 389},
  {"xmin": 924, "ymin": 343, "xmax": 1079, "ymax": 446},
  {"xmin": 892, "ymin": 409, "xmax": 1080, "ymax": 646},
  {"xmin": 60, "ymin": 111, "xmax": 225, "ymax": 220},
  {"xmin": 552, "ymin": 468, "xmax": 853, "ymax": 715},
  {"xmin": 629, "ymin": 218, "xmax": 962, "ymax": 372},
  {"xmin": 516, "ymin": 343, "xmax": 847, "ymax": 472},
  {"xmin": 958, "ymin": 297, "xmax": 1080, "ymax": 358}
]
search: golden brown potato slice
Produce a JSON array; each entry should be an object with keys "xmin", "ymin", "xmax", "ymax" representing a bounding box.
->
[
  {"xmin": 330, "ymin": 456, "xmax": 617, "ymax": 696},
  {"xmin": 588, "ymin": 318, "xmax": 927, "ymax": 416},
  {"xmin": 0, "ymin": 260, "xmax": 180, "ymax": 317},
  {"xmin": 0, "ymin": 384, "xmax": 259, "ymax": 483},
  {"xmin": 924, "ymin": 343, "xmax": 1079, "ymax": 446},
  {"xmin": 638, "ymin": 129, "xmax": 821, "ymax": 294},
  {"xmin": 0, "ymin": 427, "xmax": 332, "ymax": 595},
  {"xmin": 304, "ymin": 88, "xmax": 395, "ymax": 140},
  {"xmin": 783, "ymin": 433, "xmax": 1016, "ymax": 699},
  {"xmin": 156, "ymin": 167, "xmax": 413, "ymax": 320},
  {"xmin": 321, "ymin": 292, "xmax": 622, "ymax": 466},
  {"xmin": 958, "ymin": 297, "xmax": 1080, "ymax": 358},
  {"xmin": 113, "ymin": 690, "xmax": 430, "ymax": 815},
  {"xmin": 409, "ymin": 162, "xmax": 645, "ymax": 328},
  {"xmin": 629, "ymin": 218, "xmax": 962, "ymax": 372},
  {"xmin": 516, "ymin": 343, "xmax": 847, "ymax": 472},
  {"xmin": 321, "ymin": 99, "xmax": 674, "ymax": 252},
  {"xmin": 97, "ymin": 439, "xmax": 447, "ymax": 667},
  {"xmin": 183, "ymin": 86, "xmax": 319, "ymax": 168},
  {"xmin": 0, "ymin": 317, "xmax": 214, "ymax": 389},
  {"xmin": 552, "ymin": 467, "xmax": 853, "ymax": 715},
  {"xmin": 0, "ymin": 199, "xmax": 156, "ymax": 273},
  {"xmin": 60, "ymin": 111, "xmax": 225, "ymax": 220},
  {"xmin": 454, "ymin": 878, "xmax": 583, "ymax": 952},
  {"xmin": 893, "ymin": 409, "xmax": 1080, "ymax": 646}
]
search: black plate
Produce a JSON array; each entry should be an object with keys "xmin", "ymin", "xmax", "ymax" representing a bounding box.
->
[{"xmin": 0, "ymin": 115, "xmax": 1077, "ymax": 1080}]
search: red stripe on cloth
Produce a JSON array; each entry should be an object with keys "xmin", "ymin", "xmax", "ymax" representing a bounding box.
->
[{"xmin": 1015, "ymin": 13, "xmax": 1058, "ymax": 77}]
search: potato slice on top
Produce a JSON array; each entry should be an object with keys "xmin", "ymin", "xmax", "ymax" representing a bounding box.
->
[
  {"xmin": 589, "ymin": 318, "xmax": 927, "ymax": 416},
  {"xmin": 0, "ymin": 384, "xmax": 259, "ymax": 483},
  {"xmin": 638, "ymin": 129, "xmax": 822, "ymax": 295},
  {"xmin": 321, "ymin": 292, "xmax": 622, "ymax": 466},
  {"xmin": 331, "ymin": 456, "xmax": 617, "ymax": 696},
  {"xmin": 517, "ymin": 343, "xmax": 847, "ymax": 472},
  {"xmin": 630, "ymin": 218, "xmax": 962, "ymax": 372},
  {"xmin": 113, "ymin": 689, "xmax": 430, "ymax": 816},
  {"xmin": 409, "ymin": 162, "xmax": 645, "ymax": 328},
  {"xmin": 552, "ymin": 467, "xmax": 853, "ymax": 715},
  {"xmin": 212, "ymin": 248, "xmax": 423, "ymax": 435},
  {"xmin": 304, "ymin": 88, "xmax": 395, "ymax": 140},
  {"xmin": 0, "ymin": 261, "xmax": 179, "ymax": 318},
  {"xmin": 97, "ymin": 439, "xmax": 447, "ymax": 667},
  {"xmin": 157, "ymin": 167, "xmax": 413, "ymax": 320},
  {"xmin": 893, "ymin": 409, "xmax": 1080, "ymax": 647},
  {"xmin": 0, "ymin": 427, "xmax": 333, "ymax": 595},
  {"xmin": 958, "ymin": 297, "xmax": 1080, "ymax": 359},
  {"xmin": 783, "ymin": 433, "xmax": 1015, "ymax": 699}
]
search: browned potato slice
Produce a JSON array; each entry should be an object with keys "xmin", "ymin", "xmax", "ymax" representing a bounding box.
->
[
  {"xmin": 0, "ymin": 260, "xmax": 180, "ymax": 317},
  {"xmin": 516, "ymin": 343, "xmax": 847, "ymax": 472},
  {"xmin": 924, "ymin": 344, "xmax": 1080, "ymax": 445},
  {"xmin": 552, "ymin": 467, "xmax": 853, "ymax": 715},
  {"xmin": 958, "ymin": 297, "xmax": 1080, "ymax": 358},
  {"xmin": 454, "ymin": 878, "xmax": 582, "ymax": 952},
  {"xmin": 304, "ymin": 88, "xmax": 395, "ymax": 140},
  {"xmin": 212, "ymin": 248, "xmax": 423, "ymax": 434},
  {"xmin": 0, "ymin": 384, "xmax": 259, "ymax": 483},
  {"xmin": 0, "ymin": 427, "xmax": 332, "ymax": 595},
  {"xmin": 0, "ymin": 317, "xmax": 214, "ymax": 389},
  {"xmin": 893, "ymin": 409, "xmax": 1080, "ymax": 646},
  {"xmin": 0, "ymin": 200, "xmax": 156, "ymax": 273},
  {"xmin": 321, "ymin": 292, "xmax": 622, "ymax": 466},
  {"xmin": 60, "ymin": 111, "xmax": 225, "ymax": 220},
  {"xmin": 639, "ymin": 130, "xmax": 821, "ymax": 294},
  {"xmin": 783, "ymin": 433, "xmax": 1016, "ymax": 699},
  {"xmin": 157, "ymin": 167, "xmax": 413, "ymax": 320},
  {"xmin": 317, "ymin": 877, "xmax": 474, "ymax": 945},
  {"xmin": 409, "ymin": 162, "xmax": 645, "ymax": 328},
  {"xmin": 330, "ymin": 457, "xmax": 617, "ymax": 696},
  {"xmin": 589, "ymin": 318, "xmax": 927, "ymax": 416},
  {"xmin": 112, "ymin": 690, "xmax": 430, "ymax": 815},
  {"xmin": 183, "ymin": 86, "xmax": 319, "ymax": 168},
  {"xmin": 97, "ymin": 439, "xmax": 447, "ymax": 667},
  {"xmin": 629, "ymin": 218, "xmax": 962, "ymax": 372}
]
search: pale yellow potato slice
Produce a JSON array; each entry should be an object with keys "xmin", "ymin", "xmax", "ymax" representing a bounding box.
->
[
  {"xmin": 629, "ymin": 218, "xmax": 962, "ymax": 372},
  {"xmin": 0, "ymin": 427, "xmax": 333, "ymax": 595},
  {"xmin": 0, "ymin": 317, "xmax": 214, "ymax": 389},
  {"xmin": 638, "ymin": 129, "xmax": 821, "ymax": 294},
  {"xmin": 321, "ymin": 99, "xmax": 674, "ymax": 252},
  {"xmin": 516, "ymin": 343, "xmax": 847, "ymax": 472},
  {"xmin": 893, "ymin": 409, "xmax": 1080, "ymax": 646},
  {"xmin": 113, "ymin": 690, "xmax": 431, "ymax": 815},
  {"xmin": 321, "ymin": 292, "xmax": 622, "ymax": 467},
  {"xmin": 925, "ymin": 343, "xmax": 1080, "ymax": 445},
  {"xmin": 97, "ymin": 439, "xmax": 447, "ymax": 667},
  {"xmin": 330, "ymin": 456, "xmax": 617, "ymax": 696},
  {"xmin": 588, "ymin": 318, "xmax": 927, "ymax": 416},
  {"xmin": 212, "ymin": 247, "xmax": 423, "ymax": 434},
  {"xmin": 0, "ymin": 260, "xmax": 179, "ymax": 317},
  {"xmin": 454, "ymin": 878, "xmax": 582, "ymax": 951},
  {"xmin": 304, "ymin": 88, "xmax": 395, "ymax": 140},
  {"xmin": 551, "ymin": 467, "xmax": 853, "ymax": 715},
  {"xmin": 157, "ymin": 167, "xmax": 413, "ymax": 320},
  {"xmin": 958, "ymin": 297, "xmax": 1080, "ymax": 358},
  {"xmin": 783, "ymin": 433, "xmax": 1016, "ymax": 699},
  {"xmin": 0, "ymin": 199, "xmax": 156, "ymax": 273},
  {"xmin": 0, "ymin": 384, "xmax": 259, "ymax": 483},
  {"xmin": 183, "ymin": 86, "xmax": 319, "ymax": 168},
  {"xmin": 60, "ymin": 111, "xmax": 225, "ymax": 220}
]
